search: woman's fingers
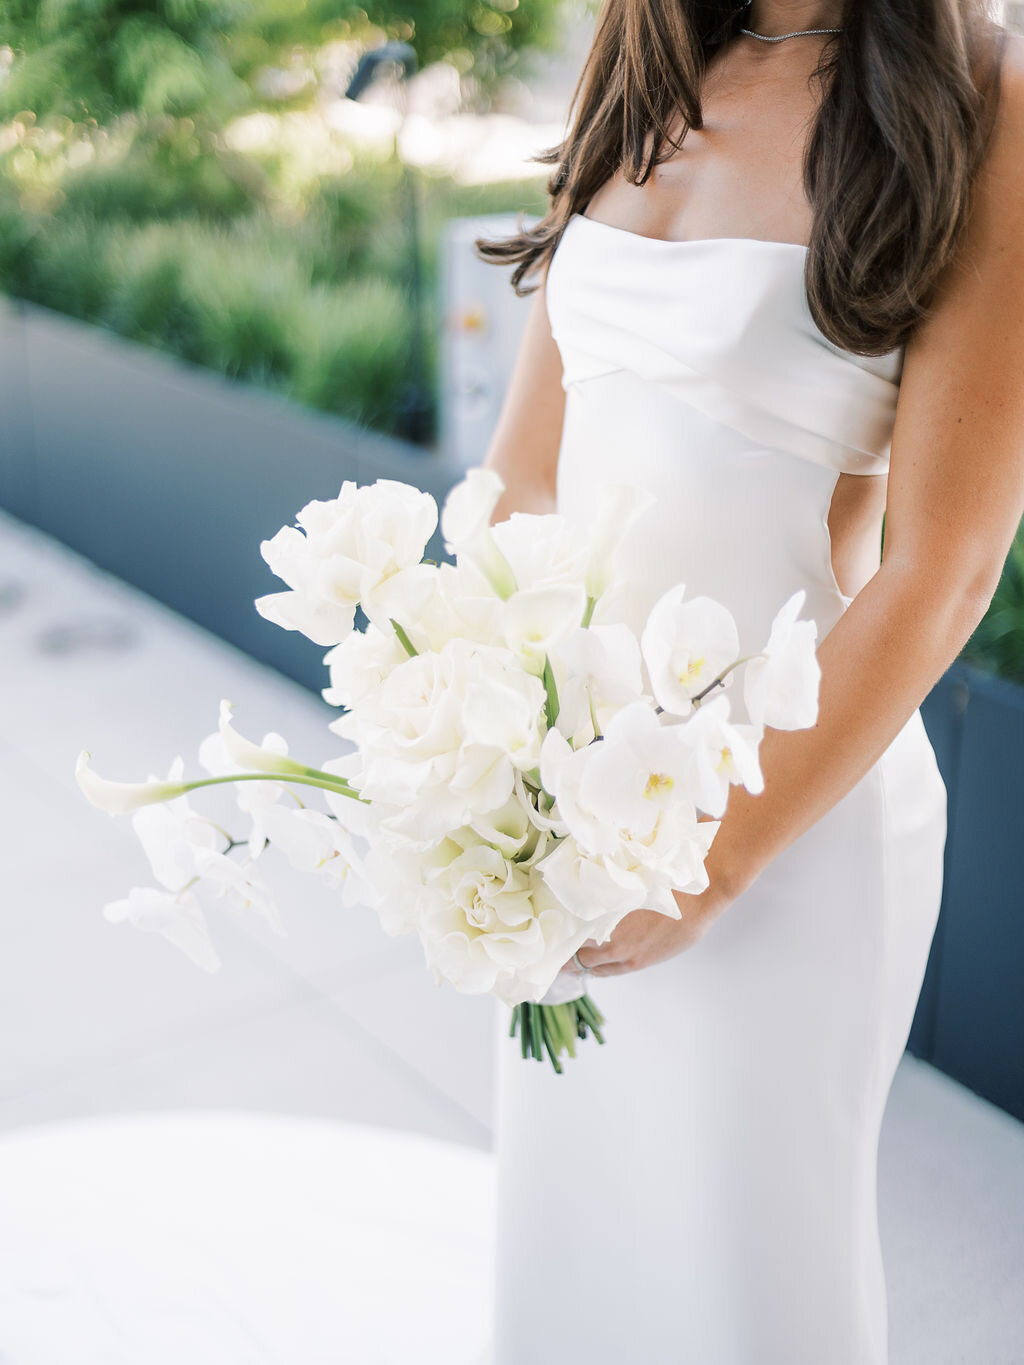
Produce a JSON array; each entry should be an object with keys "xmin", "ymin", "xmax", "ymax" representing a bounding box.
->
[{"xmin": 575, "ymin": 937, "xmax": 618, "ymax": 973}]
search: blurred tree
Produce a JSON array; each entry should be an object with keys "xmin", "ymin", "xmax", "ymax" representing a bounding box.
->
[{"xmin": 0, "ymin": 0, "xmax": 563, "ymax": 127}]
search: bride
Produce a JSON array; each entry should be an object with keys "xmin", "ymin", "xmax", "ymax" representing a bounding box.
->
[{"xmin": 475, "ymin": 1, "xmax": 1021, "ymax": 1361}]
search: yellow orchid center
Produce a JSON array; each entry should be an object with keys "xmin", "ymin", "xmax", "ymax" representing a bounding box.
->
[
  {"xmin": 645, "ymin": 771, "xmax": 674, "ymax": 799},
  {"xmin": 716, "ymin": 745, "xmax": 733, "ymax": 773},
  {"xmin": 677, "ymin": 654, "xmax": 706, "ymax": 686}
]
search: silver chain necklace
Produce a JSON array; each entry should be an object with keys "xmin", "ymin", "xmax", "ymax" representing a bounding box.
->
[{"xmin": 737, "ymin": 2, "xmax": 843, "ymax": 41}]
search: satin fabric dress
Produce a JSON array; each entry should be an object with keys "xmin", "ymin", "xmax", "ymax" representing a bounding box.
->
[{"xmin": 489, "ymin": 212, "xmax": 947, "ymax": 1365}]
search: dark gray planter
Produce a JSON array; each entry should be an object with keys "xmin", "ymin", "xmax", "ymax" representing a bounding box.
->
[
  {"xmin": 0, "ymin": 296, "xmax": 467, "ymax": 692},
  {"xmin": 915, "ymin": 661, "xmax": 1024, "ymax": 1122}
]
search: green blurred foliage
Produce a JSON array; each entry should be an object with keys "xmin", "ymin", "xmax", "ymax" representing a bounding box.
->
[
  {"xmin": 961, "ymin": 525, "xmax": 1024, "ymax": 686},
  {"xmin": 0, "ymin": 150, "xmax": 548, "ymax": 438},
  {"xmin": 0, "ymin": 0, "xmax": 563, "ymax": 126},
  {"xmin": 0, "ymin": 0, "xmax": 555, "ymax": 440}
]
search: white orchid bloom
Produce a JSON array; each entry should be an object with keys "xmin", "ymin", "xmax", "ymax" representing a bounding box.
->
[
  {"xmin": 440, "ymin": 468, "xmax": 517, "ymax": 599},
  {"xmin": 540, "ymin": 701, "xmax": 691, "ymax": 854},
  {"xmin": 743, "ymin": 588, "xmax": 821, "ymax": 730},
  {"xmin": 131, "ymin": 795, "xmax": 224, "ymax": 893},
  {"xmin": 536, "ymin": 834, "xmax": 649, "ymax": 923},
  {"xmin": 103, "ymin": 887, "xmax": 222, "ymax": 973},
  {"xmin": 641, "ymin": 585, "xmax": 741, "ymax": 717},
  {"xmin": 76, "ymin": 752, "xmax": 192, "ymax": 814},
  {"xmin": 190, "ymin": 846, "xmax": 282, "ymax": 929},
  {"xmin": 198, "ymin": 727, "xmax": 287, "ymax": 857},
  {"xmin": 254, "ymin": 805, "xmax": 339, "ymax": 874},
  {"xmin": 680, "ymin": 693, "xmax": 764, "ymax": 818}
]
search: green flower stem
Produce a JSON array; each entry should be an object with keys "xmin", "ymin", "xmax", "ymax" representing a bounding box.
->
[
  {"xmin": 542, "ymin": 654, "xmax": 560, "ymax": 729},
  {"xmin": 509, "ymin": 994, "xmax": 607, "ymax": 1072},
  {"xmin": 390, "ymin": 618, "xmax": 418, "ymax": 657},
  {"xmin": 539, "ymin": 1009, "xmax": 564, "ymax": 1074},
  {"xmin": 581, "ymin": 595, "xmax": 597, "ymax": 628},
  {"xmin": 173, "ymin": 772, "xmax": 369, "ymax": 803}
]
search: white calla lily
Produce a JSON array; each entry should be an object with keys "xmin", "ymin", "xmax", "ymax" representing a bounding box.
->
[
  {"xmin": 440, "ymin": 468, "xmax": 518, "ymax": 599},
  {"xmin": 585, "ymin": 481, "xmax": 658, "ymax": 598},
  {"xmin": 440, "ymin": 466, "xmax": 505, "ymax": 545},
  {"xmin": 501, "ymin": 583, "xmax": 588, "ymax": 673},
  {"xmin": 217, "ymin": 700, "xmax": 307, "ymax": 776},
  {"xmin": 76, "ymin": 752, "xmax": 192, "ymax": 814}
]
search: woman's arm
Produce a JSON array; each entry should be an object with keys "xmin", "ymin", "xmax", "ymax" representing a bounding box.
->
[
  {"xmin": 481, "ymin": 264, "xmax": 566, "ymax": 522},
  {"xmin": 580, "ymin": 35, "xmax": 1024, "ymax": 977}
]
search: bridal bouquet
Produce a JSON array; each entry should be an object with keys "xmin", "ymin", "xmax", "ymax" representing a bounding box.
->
[{"xmin": 76, "ymin": 468, "xmax": 821, "ymax": 1073}]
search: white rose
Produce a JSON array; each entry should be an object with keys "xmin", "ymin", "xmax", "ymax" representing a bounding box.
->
[{"xmin": 330, "ymin": 637, "xmax": 547, "ymax": 843}]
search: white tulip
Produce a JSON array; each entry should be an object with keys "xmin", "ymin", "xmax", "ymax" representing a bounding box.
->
[
  {"xmin": 489, "ymin": 510, "xmax": 589, "ymax": 592},
  {"xmin": 256, "ymin": 478, "xmax": 438, "ymax": 646},
  {"xmin": 641, "ymin": 585, "xmax": 740, "ymax": 717},
  {"xmin": 322, "ymin": 622, "xmax": 410, "ymax": 709},
  {"xmin": 103, "ymin": 887, "xmax": 221, "ymax": 974},
  {"xmin": 254, "ymin": 581, "xmax": 358, "ymax": 650},
  {"xmin": 743, "ymin": 588, "xmax": 821, "ymax": 730},
  {"xmin": 679, "ymin": 693, "xmax": 764, "ymax": 818}
]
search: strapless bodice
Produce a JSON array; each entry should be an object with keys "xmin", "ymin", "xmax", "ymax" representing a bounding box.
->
[
  {"xmin": 546, "ymin": 213, "xmax": 904, "ymax": 477},
  {"xmin": 547, "ymin": 212, "xmax": 906, "ymax": 716}
]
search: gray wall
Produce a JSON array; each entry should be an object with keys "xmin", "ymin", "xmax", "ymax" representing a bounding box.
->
[{"xmin": 0, "ymin": 296, "xmax": 466, "ymax": 692}]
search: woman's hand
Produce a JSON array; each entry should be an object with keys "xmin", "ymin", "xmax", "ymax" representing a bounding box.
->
[{"xmin": 573, "ymin": 882, "xmax": 735, "ymax": 978}]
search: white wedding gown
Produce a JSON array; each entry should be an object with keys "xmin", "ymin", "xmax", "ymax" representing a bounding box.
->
[{"xmin": 489, "ymin": 213, "xmax": 948, "ymax": 1364}]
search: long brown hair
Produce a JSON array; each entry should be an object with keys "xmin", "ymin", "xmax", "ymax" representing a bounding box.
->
[{"xmin": 476, "ymin": 0, "xmax": 1008, "ymax": 356}]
